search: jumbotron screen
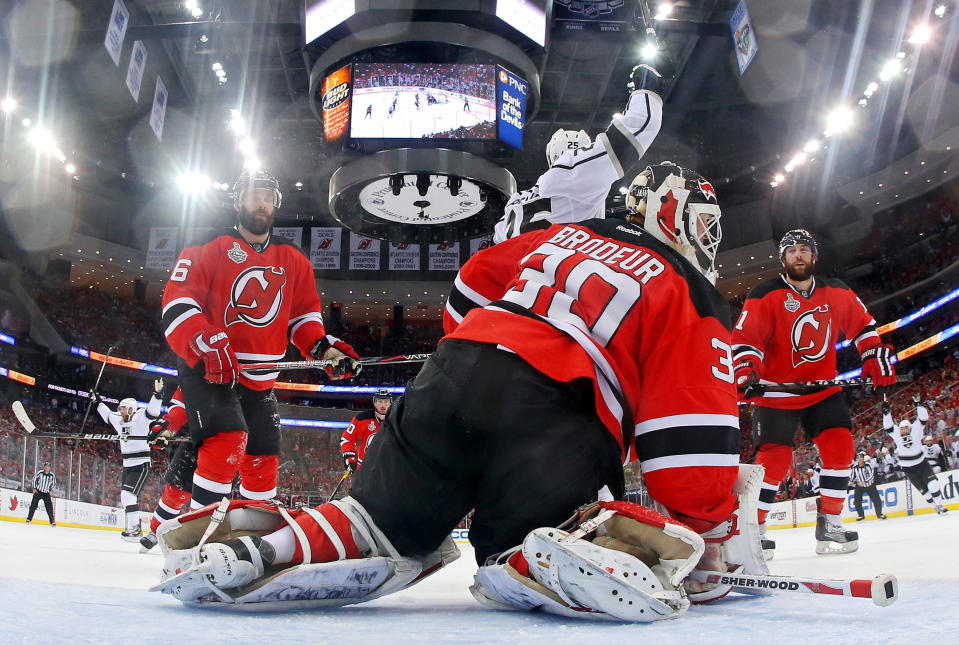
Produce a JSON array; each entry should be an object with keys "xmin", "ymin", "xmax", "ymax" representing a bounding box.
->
[{"xmin": 350, "ymin": 63, "xmax": 497, "ymax": 140}]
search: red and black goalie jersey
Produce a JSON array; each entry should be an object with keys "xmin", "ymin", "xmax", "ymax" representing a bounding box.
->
[
  {"xmin": 443, "ymin": 218, "xmax": 740, "ymax": 528},
  {"xmin": 161, "ymin": 229, "xmax": 327, "ymax": 391},
  {"xmin": 731, "ymin": 275, "xmax": 880, "ymax": 409}
]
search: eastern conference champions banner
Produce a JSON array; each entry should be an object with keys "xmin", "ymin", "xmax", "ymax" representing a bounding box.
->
[
  {"xmin": 428, "ymin": 242, "xmax": 460, "ymax": 271},
  {"xmin": 146, "ymin": 227, "xmax": 178, "ymax": 269},
  {"xmin": 310, "ymin": 227, "xmax": 342, "ymax": 269},
  {"xmin": 349, "ymin": 233, "xmax": 381, "ymax": 270}
]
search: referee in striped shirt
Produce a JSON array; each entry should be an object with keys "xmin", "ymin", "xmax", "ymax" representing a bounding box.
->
[
  {"xmin": 26, "ymin": 462, "xmax": 57, "ymax": 526},
  {"xmin": 850, "ymin": 452, "xmax": 886, "ymax": 521}
]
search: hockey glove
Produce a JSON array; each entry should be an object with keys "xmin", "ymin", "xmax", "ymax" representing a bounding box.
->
[
  {"xmin": 148, "ymin": 418, "xmax": 173, "ymax": 449},
  {"xmin": 911, "ymin": 392, "xmax": 922, "ymax": 405},
  {"xmin": 88, "ymin": 390, "xmax": 99, "ymax": 405},
  {"xmin": 627, "ymin": 64, "xmax": 664, "ymax": 96},
  {"xmin": 861, "ymin": 345, "xmax": 896, "ymax": 388},
  {"xmin": 311, "ymin": 336, "xmax": 362, "ymax": 380},
  {"xmin": 190, "ymin": 328, "xmax": 240, "ymax": 385},
  {"xmin": 881, "ymin": 398, "xmax": 891, "ymax": 417},
  {"xmin": 154, "ymin": 378, "xmax": 164, "ymax": 395},
  {"xmin": 342, "ymin": 452, "xmax": 358, "ymax": 473},
  {"xmin": 733, "ymin": 358, "xmax": 763, "ymax": 399}
]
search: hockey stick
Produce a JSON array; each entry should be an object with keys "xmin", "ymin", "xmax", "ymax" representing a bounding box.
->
[
  {"xmin": 326, "ymin": 469, "xmax": 351, "ymax": 502},
  {"xmin": 11, "ymin": 402, "xmax": 189, "ymax": 442},
  {"xmin": 242, "ymin": 353, "xmax": 432, "ymax": 374},
  {"xmin": 687, "ymin": 570, "xmax": 898, "ymax": 607},
  {"xmin": 750, "ymin": 374, "xmax": 913, "ymax": 396},
  {"xmin": 79, "ymin": 345, "xmax": 114, "ymax": 433}
]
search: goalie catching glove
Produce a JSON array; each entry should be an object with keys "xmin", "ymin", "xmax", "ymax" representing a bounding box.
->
[{"xmin": 310, "ymin": 335, "xmax": 362, "ymax": 380}]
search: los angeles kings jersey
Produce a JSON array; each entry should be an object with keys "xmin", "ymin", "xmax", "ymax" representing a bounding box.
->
[
  {"xmin": 444, "ymin": 219, "xmax": 740, "ymax": 521},
  {"xmin": 161, "ymin": 229, "xmax": 327, "ymax": 391},
  {"xmin": 492, "ymin": 90, "xmax": 662, "ymax": 243},
  {"xmin": 883, "ymin": 404, "xmax": 928, "ymax": 467},
  {"xmin": 732, "ymin": 276, "xmax": 880, "ymax": 409}
]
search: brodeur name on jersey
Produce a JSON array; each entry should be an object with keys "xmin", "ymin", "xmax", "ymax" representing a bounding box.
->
[
  {"xmin": 732, "ymin": 275, "xmax": 881, "ymax": 409},
  {"xmin": 444, "ymin": 218, "xmax": 740, "ymax": 528},
  {"xmin": 161, "ymin": 229, "xmax": 326, "ymax": 389}
]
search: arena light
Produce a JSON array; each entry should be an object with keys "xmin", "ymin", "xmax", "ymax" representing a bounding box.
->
[
  {"xmin": 824, "ymin": 105, "xmax": 854, "ymax": 136},
  {"xmin": 774, "ymin": 173, "xmax": 784, "ymax": 183},
  {"xmin": 864, "ymin": 81, "xmax": 878, "ymax": 96},
  {"xmin": 243, "ymin": 156, "xmax": 261, "ymax": 173},
  {"xmin": 178, "ymin": 172, "xmax": 210, "ymax": 194},
  {"xmin": 789, "ymin": 152, "xmax": 807, "ymax": 167},
  {"xmin": 641, "ymin": 41, "xmax": 659, "ymax": 61},
  {"xmin": 228, "ymin": 109, "xmax": 246, "ymax": 134},
  {"xmin": 908, "ymin": 24, "xmax": 932, "ymax": 45},
  {"xmin": 802, "ymin": 139, "xmax": 820, "ymax": 153},
  {"xmin": 1, "ymin": 97, "xmax": 16, "ymax": 113},
  {"xmin": 655, "ymin": 3, "xmax": 673, "ymax": 20},
  {"xmin": 237, "ymin": 137, "xmax": 256, "ymax": 157},
  {"xmin": 935, "ymin": 4, "xmax": 947, "ymax": 18},
  {"xmin": 879, "ymin": 58, "xmax": 901, "ymax": 81},
  {"xmin": 185, "ymin": 0, "xmax": 203, "ymax": 19},
  {"xmin": 64, "ymin": 163, "xmax": 76, "ymax": 174}
]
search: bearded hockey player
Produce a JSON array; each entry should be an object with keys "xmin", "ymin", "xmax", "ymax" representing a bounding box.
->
[
  {"xmin": 152, "ymin": 162, "xmax": 767, "ymax": 622},
  {"xmin": 91, "ymin": 378, "xmax": 164, "ymax": 540},
  {"xmin": 731, "ymin": 228, "xmax": 897, "ymax": 555},
  {"xmin": 160, "ymin": 169, "xmax": 362, "ymax": 513},
  {"xmin": 492, "ymin": 65, "xmax": 664, "ymax": 243},
  {"xmin": 340, "ymin": 390, "xmax": 393, "ymax": 473}
]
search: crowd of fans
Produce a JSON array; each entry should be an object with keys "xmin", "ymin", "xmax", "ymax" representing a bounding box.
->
[
  {"xmin": 428, "ymin": 121, "xmax": 496, "ymax": 140},
  {"xmin": 353, "ymin": 63, "xmax": 495, "ymax": 102}
]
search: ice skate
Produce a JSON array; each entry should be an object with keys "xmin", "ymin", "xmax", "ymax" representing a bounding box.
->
[
  {"xmin": 139, "ymin": 532, "xmax": 158, "ymax": 552},
  {"xmin": 121, "ymin": 527, "xmax": 143, "ymax": 542},
  {"xmin": 815, "ymin": 513, "xmax": 858, "ymax": 555}
]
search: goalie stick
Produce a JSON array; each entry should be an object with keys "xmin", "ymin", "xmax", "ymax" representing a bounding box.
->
[
  {"xmin": 243, "ymin": 353, "xmax": 432, "ymax": 374},
  {"xmin": 687, "ymin": 570, "xmax": 898, "ymax": 606},
  {"xmin": 11, "ymin": 401, "xmax": 189, "ymax": 442}
]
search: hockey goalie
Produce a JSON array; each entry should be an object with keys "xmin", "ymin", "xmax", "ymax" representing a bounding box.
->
[{"xmin": 152, "ymin": 160, "xmax": 769, "ymax": 621}]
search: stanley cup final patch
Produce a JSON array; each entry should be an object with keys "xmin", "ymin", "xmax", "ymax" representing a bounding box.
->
[{"xmin": 784, "ymin": 292, "xmax": 800, "ymax": 312}]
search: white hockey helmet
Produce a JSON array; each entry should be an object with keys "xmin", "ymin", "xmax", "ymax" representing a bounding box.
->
[
  {"xmin": 922, "ymin": 435, "xmax": 934, "ymax": 444},
  {"xmin": 626, "ymin": 161, "xmax": 723, "ymax": 284},
  {"xmin": 899, "ymin": 418, "xmax": 911, "ymax": 432},
  {"xmin": 118, "ymin": 398, "xmax": 138, "ymax": 414},
  {"xmin": 546, "ymin": 129, "xmax": 591, "ymax": 167}
]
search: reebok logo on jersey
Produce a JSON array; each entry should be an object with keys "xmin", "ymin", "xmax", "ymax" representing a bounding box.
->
[
  {"xmin": 790, "ymin": 305, "xmax": 832, "ymax": 367},
  {"xmin": 224, "ymin": 266, "xmax": 287, "ymax": 328}
]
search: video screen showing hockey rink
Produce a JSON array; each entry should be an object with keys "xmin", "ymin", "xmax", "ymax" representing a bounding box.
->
[
  {"xmin": 350, "ymin": 63, "xmax": 497, "ymax": 140},
  {"xmin": 0, "ymin": 510, "xmax": 954, "ymax": 642}
]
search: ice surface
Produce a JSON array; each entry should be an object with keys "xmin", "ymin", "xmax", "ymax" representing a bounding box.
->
[
  {"xmin": 350, "ymin": 88, "xmax": 496, "ymax": 139},
  {"xmin": 1, "ymin": 511, "xmax": 956, "ymax": 644}
]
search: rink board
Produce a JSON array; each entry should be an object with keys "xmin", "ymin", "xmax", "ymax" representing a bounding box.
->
[
  {"xmin": 0, "ymin": 486, "xmax": 123, "ymax": 530},
  {"xmin": 766, "ymin": 467, "xmax": 959, "ymax": 530}
]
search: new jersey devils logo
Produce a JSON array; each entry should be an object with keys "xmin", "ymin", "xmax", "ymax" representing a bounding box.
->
[
  {"xmin": 790, "ymin": 305, "xmax": 832, "ymax": 367},
  {"xmin": 224, "ymin": 266, "xmax": 287, "ymax": 328}
]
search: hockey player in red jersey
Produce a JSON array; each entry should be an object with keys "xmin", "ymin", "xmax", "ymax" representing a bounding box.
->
[
  {"xmin": 153, "ymin": 162, "xmax": 767, "ymax": 620},
  {"xmin": 731, "ymin": 229, "xmax": 896, "ymax": 555},
  {"xmin": 340, "ymin": 390, "xmax": 392, "ymax": 473},
  {"xmin": 160, "ymin": 169, "xmax": 362, "ymax": 513}
]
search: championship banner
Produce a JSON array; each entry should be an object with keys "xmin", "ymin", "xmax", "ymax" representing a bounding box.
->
[
  {"xmin": 310, "ymin": 227, "xmax": 342, "ymax": 269},
  {"xmin": 149, "ymin": 76, "xmax": 168, "ymax": 141},
  {"xmin": 469, "ymin": 235, "xmax": 493, "ymax": 257},
  {"xmin": 322, "ymin": 64, "xmax": 351, "ymax": 142},
  {"xmin": 104, "ymin": 0, "xmax": 129, "ymax": 67},
  {"xmin": 145, "ymin": 226, "xmax": 178, "ymax": 269},
  {"xmin": 730, "ymin": 0, "xmax": 759, "ymax": 75},
  {"xmin": 348, "ymin": 233, "xmax": 380, "ymax": 270},
  {"xmin": 388, "ymin": 242, "xmax": 420, "ymax": 271},
  {"xmin": 125, "ymin": 40, "xmax": 147, "ymax": 102},
  {"xmin": 428, "ymin": 242, "xmax": 460, "ymax": 271},
  {"xmin": 272, "ymin": 227, "xmax": 303, "ymax": 250}
]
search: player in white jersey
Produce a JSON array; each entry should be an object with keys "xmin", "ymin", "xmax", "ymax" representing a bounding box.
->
[
  {"xmin": 882, "ymin": 394, "xmax": 947, "ymax": 514},
  {"xmin": 492, "ymin": 65, "xmax": 664, "ymax": 244},
  {"xmin": 922, "ymin": 435, "xmax": 945, "ymax": 473},
  {"xmin": 879, "ymin": 446, "xmax": 900, "ymax": 483},
  {"xmin": 92, "ymin": 378, "xmax": 164, "ymax": 539}
]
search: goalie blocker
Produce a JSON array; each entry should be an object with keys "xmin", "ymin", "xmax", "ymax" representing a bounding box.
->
[{"xmin": 153, "ymin": 465, "xmax": 769, "ymax": 621}]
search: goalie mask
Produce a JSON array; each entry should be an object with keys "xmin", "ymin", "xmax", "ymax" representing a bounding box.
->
[
  {"xmin": 626, "ymin": 162, "xmax": 723, "ymax": 284},
  {"xmin": 546, "ymin": 129, "xmax": 591, "ymax": 167},
  {"xmin": 233, "ymin": 170, "xmax": 282, "ymax": 211}
]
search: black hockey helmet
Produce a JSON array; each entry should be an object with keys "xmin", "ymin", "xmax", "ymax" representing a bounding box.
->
[
  {"xmin": 373, "ymin": 389, "xmax": 392, "ymax": 403},
  {"xmin": 778, "ymin": 228, "xmax": 818, "ymax": 260},
  {"xmin": 233, "ymin": 169, "xmax": 282, "ymax": 211}
]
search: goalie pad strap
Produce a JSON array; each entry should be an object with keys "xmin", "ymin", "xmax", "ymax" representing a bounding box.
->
[
  {"xmin": 302, "ymin": 507, "xmax": 347, "ymax": 561},
  {"xmin": 276, "ymin": 504, "xmax": 312, "ymax": 564}
]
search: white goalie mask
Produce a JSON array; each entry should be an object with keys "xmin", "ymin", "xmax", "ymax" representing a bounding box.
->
[
  {"xmin": 546, "ymin": 129, "xmax": 591, "ymax": 167},
  {"xmin": 626, "ymin": 162, "xmax": 723, "ymax": 284}
]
